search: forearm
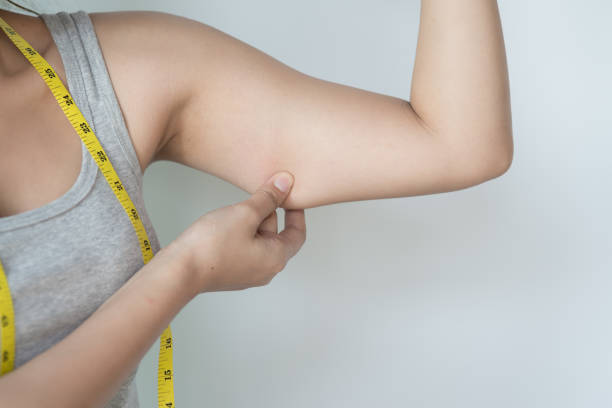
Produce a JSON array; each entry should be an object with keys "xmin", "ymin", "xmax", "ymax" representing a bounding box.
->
[
  {"xmin": 410, "ymin": 0, "xmax": 513, "ymax": 168},
  {"xmin": 0, "ymin": 243, "xmax": 197, "ymax": 408}
]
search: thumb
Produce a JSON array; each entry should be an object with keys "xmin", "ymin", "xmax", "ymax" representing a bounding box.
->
[{"xmin": 244, "ymin": 171, "xmax": 294, "ymax": 227}]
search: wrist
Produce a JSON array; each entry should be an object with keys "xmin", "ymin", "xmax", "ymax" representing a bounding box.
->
[{"xmin": 154, "ymin": 241, "xmax": 200, "ymax": 302}]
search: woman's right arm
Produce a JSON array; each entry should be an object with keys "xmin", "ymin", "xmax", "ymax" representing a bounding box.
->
[
  {"xmin": 0, "ymin": 241, "xmax": 196, "ymax": 408},
  {"xmin": 0, "ymin": 170, "xmax": 305, "ymax": 408}
]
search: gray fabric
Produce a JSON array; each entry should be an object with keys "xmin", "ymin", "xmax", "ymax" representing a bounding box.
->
[{"xmin": 0, "ymin": 10, "xmax": 162, "ymax": 407}]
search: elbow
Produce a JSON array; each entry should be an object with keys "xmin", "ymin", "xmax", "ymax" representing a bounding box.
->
[
  {"xmin": 449, "ymin": 130, "xmax": 514, "ymax": 188},
  {"xmin": 487, "ymin": 139, "xmax": 514, "ymax": 179}
]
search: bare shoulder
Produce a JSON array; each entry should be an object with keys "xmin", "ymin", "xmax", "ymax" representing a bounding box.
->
[{"xmin": 88, "ymin": 10, "xmax": 207, "ymax": 174}]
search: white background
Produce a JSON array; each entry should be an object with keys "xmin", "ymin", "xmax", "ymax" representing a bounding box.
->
[{"xmin": 8, "ymin": 0, "xmax": 612, "ymax": 406}]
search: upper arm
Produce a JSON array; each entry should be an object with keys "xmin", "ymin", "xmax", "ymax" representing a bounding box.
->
[{"xmin": 97, "ymin": 11, "xmax": 511, "ymax": 209}]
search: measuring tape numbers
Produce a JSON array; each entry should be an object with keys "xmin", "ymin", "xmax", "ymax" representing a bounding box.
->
[{"xmin": 0, "ymin": 16, "xmax": 175, "ymax": 408}]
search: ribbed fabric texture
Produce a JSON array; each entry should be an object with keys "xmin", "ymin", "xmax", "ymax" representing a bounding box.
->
[{"xmin": 0, "ymin": 10, "xmax": 162, "ymax": 407}]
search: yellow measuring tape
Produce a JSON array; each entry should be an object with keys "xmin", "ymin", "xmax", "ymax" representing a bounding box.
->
[{"xmin": 0, "ymin": 16, "xmax": 175, "ymax": 407}]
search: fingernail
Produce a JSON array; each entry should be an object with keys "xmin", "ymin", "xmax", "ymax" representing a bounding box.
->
[{"xmin": 274, "ymin": 173, "xmax": 292, "ymax": 192}]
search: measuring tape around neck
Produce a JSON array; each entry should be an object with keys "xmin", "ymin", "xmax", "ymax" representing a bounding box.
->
[{"xmin": 0, "ymin": 16, "xmax": 175, "ymax": 408}]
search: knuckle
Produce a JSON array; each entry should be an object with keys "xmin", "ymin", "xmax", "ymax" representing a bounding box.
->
[
  {"xmin": 267, "ymin": 247, "xmax": 284, "ymax": 271},
  {"xmin": 236, "ymin": 202, "xmax": 258, "ymax": 220},
  {"xmin": 271, "ymin": 258, "xmax": 286, "ymax": 274},
  {"xmin": 293, "ymin": 229, "xmax": 306, "ymax": 246},
  {"xmin": 257, "ymin": 274, "xmax": 273, "ymax": 287},
  {"xmin": 258, "ymin": 188, "xmax": 279, "ymax": 207},
  {"xmin": 300, "ymin": 231, "xmax": 307, "ymax": 246}
]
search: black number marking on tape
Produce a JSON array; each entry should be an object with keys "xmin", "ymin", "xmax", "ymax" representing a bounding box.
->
[
  {"xmin": 0, "ymin": 17, "xmax": 175, "ymax": 403},
  {"xmin": 63, "ymin": 94, "xmax": 74, "ymax": 106},
  {"xmin": 96, "ymin": 150, "xmax": 107, "ymax": 162}
]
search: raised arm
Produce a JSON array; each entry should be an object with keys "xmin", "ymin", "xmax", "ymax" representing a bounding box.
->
[
  {"xmin": 410, "ymin": 0, "xmax": 513, "ymax": 178},
  {"xmin": 90, "ymin": 0, "xmax": 513, "ymax": 210}
]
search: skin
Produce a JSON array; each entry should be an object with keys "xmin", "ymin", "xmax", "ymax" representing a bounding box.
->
[
  {"xmin": 0, "ymin": 1, "xmax": 513, "ymax": 405},
  {"xmin": 0, "ymin": 0, "xmax": 513, "ymax": 216},
  {"xmin": 0, "ymin": 8, "xmax": 82, "ymax": 217},
  {"xmin": 0, "ymin": 171, "xmax": 306, "ymax": 406}
]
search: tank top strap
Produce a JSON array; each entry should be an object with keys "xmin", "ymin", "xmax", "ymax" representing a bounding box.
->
[{"xmin": 40, "ymin": 10, "xmax": 144, "ymax": 190}]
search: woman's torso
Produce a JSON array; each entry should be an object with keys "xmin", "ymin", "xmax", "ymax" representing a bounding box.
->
[{"xmin": 0, "ymin": 9, "xmax": 166, "ymax": 407}]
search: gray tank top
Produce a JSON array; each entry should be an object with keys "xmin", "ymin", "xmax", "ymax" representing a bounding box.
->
[{"xmin": 0, "ymin": 10, "xmax": 162, "ymax": 407}]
